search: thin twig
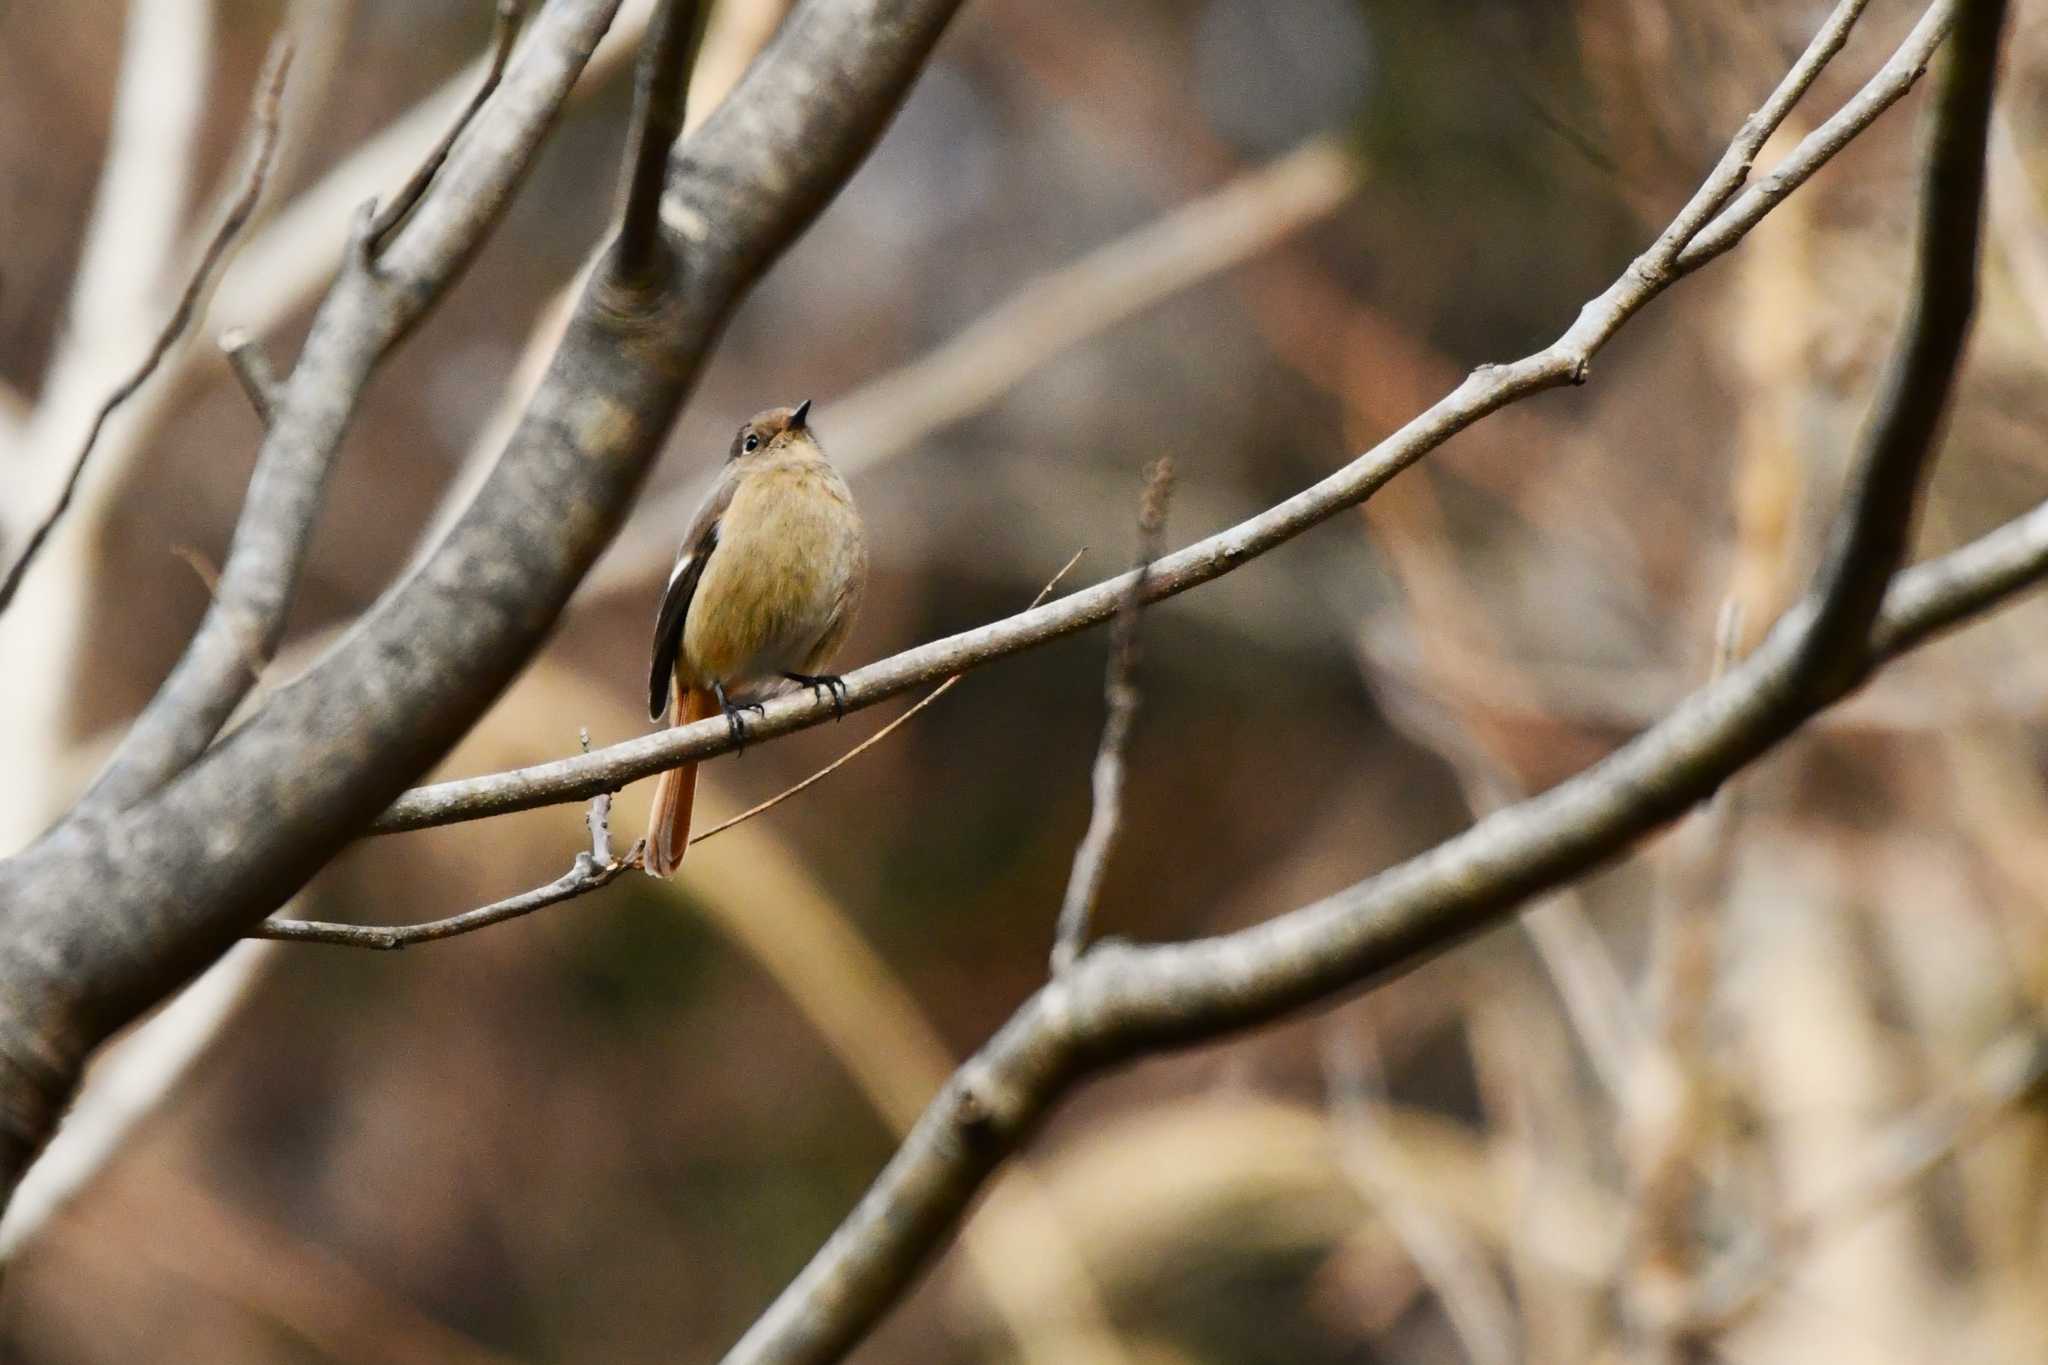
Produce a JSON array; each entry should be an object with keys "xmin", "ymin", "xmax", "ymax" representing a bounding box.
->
[
  {"xmin": 0, "ymin": 38, "xmax": 294, "ymax": 618},
  {"xmin": 691, "ymin": 550, "xmax": 1087, "ymax": 847},
  {"xmin": 1052, "ymin": 462, "xmax": 1173, "ymax": 975},
  {"xmin": 368, "ymin": 0, "xmax": 526, "ymax": 253},
  {"xmin": 219, "ymin": 328, "xmax": 281, "ymax": 424},
  {"xmin": 1680, "ymin": 1027, "xmax": 2048, "ymax": 1336},
  {"xmin": 609, "ymin": 0, "xmax": 704, "ymax": 289},
  {"xmin": 254, "ymin": 761, "xmax": 641, "ymax": 950},
  {"xmin": 1323, "ymin": 1026, "xmax": 1519, "ymax": 1365}
]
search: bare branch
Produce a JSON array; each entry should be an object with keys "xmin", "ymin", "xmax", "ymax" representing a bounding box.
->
[
  {"xmin": 367, "ymin": 0, "xmax": 527, "ymax": 252},
  {"xmin": 608, "ymin": 0, "xmax": 704, "ymax": 290},
  {"xmin": 713, "ymin": 8, "xmax": 2010, "ymax": 1359},
  {"xmin": 1681, "ymin": 1026, "xmax": 2048, "ymax": 1336},
  {"xmin": 375, "ymin": 1, "xmax": 1956, "ymax": 836},
  {"xmin": 255, "ymin": 846, "xmax": 637, "ymax": 952},
  {"xmin": 1793, "ymin": 0, "xmax": 2000, "ymax": 681},
  {"xmin": 1052, "ymin": 460, "xmax": 1172, "ymax": 975},
  {"xmin": 0, "ymin": 37, "xmax": 294, "ymax": 618},
  {"xmin": 691, "ymin": 550, "xmax": 1087, "ymax": 848},
  {"xmin": 1675, "ymin": 2, "xmax": 1956, "ymax": 272},
  {"xmin": 76, "ymin": 1, "xmax": 627, "ymax": 819}
]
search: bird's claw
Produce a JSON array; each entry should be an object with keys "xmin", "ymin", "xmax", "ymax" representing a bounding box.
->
[
  {"xmin": 784, "ymin": 672, "xmax": 849, "ymax": 719},
  {"xmin": 712, "ymin": 683, "xmax": 766, "ymax": 750}
]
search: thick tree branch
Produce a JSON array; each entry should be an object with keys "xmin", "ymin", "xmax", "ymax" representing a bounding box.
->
[
  {"xmin": 0, "ymin": 0, "xmax": 970, "ymax": 1210},
  {"xmin": 373, "ymin": 0, "xmax": 1958, "ymax": 836},
  {"xmin": 77, "ymin": 1, "xmax": 626, "ymax": 819},
  {"xmin": 715, "ymin": 6, "xmax": 2008, "ymax": 1360}
]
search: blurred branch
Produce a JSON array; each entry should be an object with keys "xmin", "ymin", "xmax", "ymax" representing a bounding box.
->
[
  {"xmin": 1323, "ymin": 1026, "xmax": 1519, "ymax": 1365},
  {"xmin": 6, "ymin": 0, "xmax": 215, "ymax": 514},
  {"xmin": 0, "ymin": 941, "xmax": 278, "ymax": 1259},
  {"xmin": 1625, "ymin": 605, "xmax": 1746, "ymax": 1358},
  {"xmin": 1682, "ymin": 1026, "xmax": 2048, "ymax": 1337},
  {"xmin": 714, "ymin": 6, "xmax": 2010, "ymax": 1359},
  {"xmin": 77, "ymin": 2, "xmax": 626, "ymax": 820},
  {"xmin": 378, "ymin": 0, "xmax": 1965, "ymax": 835},
  {"xmin": 590, "ymin": 134, "xmax": 1359, "ymax": 596},
  {"xmin": 0, "ymin": 38, "xmax": 293, "ymax": 618},
  {"xmin": 1052, "ymin": 461, "xmax": 1172, "ymax": 975},
  {"xmin": 367, "ymin": 0, "xmax": 527, "ymax": 252}
]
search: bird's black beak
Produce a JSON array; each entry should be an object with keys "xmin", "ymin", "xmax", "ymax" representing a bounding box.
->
[{"xmin": 789, "ymin": 398, "xmax": 812, "ymax": 431}]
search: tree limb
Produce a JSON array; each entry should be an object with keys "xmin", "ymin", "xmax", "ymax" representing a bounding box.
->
[
  {"xmin": 371, "ymin": 0, "xmax": 1961, "ymax": 837},
  {"xmin": 0, "ymin": 0, "xmax": 971, "ymax": 1212},
  {"xmin": 76, "ymin": 1, "xmax": 627, "ymax": 819},
  {"xmin": 715, "ymin": 5, "xmax": 2008, "ymax": 1359}
]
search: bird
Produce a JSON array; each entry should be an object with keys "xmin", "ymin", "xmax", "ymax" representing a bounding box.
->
[{"xmin": 643, "ymin": 400, "xmax": 867, "ymax": 876}]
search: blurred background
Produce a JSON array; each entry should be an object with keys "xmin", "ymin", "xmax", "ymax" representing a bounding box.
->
[{"xmin": 4, "ymin": 0, "xmax": 2048, "ymax": 1360}]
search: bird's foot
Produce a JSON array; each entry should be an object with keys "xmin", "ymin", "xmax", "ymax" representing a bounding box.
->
[
  {"xmin": 712, "ymin": 682, "xmax": 767, "ymax": 749},
  {"xmin": 783, "ymin": 671, "xmax": 849, "ymax": 719}
]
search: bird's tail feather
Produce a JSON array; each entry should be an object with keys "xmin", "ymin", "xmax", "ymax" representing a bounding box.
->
[{"xmin": 646, "ymin": 686, "xmax": 717, "ymax": 876}]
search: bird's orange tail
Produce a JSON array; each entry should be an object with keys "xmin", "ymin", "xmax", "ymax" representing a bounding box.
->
[{"xmin": 646, "ymin": 686, "xmax": 717, "ymax": 877}]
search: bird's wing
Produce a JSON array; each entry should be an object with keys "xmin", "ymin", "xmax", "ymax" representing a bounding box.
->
[{"xmin": 647, "ymin": 468, "xmax": 738, "ymax": 720}]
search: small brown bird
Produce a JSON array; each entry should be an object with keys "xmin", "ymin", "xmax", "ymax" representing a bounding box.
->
[{"xmin": 644, "ymin": 400, "xmax": 867, "ymax": 876}]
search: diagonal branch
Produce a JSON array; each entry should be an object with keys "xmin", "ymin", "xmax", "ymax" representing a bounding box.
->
[
  {"xmin": 75, "ymin": 1, "xmax": 627, "ymax": 819},
  {"xmin": 253, "ymin": 815, "xmax": 637, "ymax": 950},
  {"xmin": 372, "ymin": 0, "xmax": 1961, "ymax": 837},
  {"xmin": 715, "ymin": 5, "xmax": 2009, "ymax": 1360},
  {"xmin": 367, "ymin": 0, "xmax": 528, "ymax": 252},
  {"xmin": 0, "ymin": 0, "xmax": 973, "ymax": 1212},
  {"xmin": 0, "ymin": 38, "xmax": 294, "ymax": 618}
]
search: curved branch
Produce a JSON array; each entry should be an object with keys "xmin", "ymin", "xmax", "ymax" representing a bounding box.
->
[{"xmin": 717, "ymin": 6, "xmax": 2009, "ymax": 1359}]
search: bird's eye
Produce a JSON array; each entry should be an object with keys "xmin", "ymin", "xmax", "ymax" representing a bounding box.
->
[{"xmin": 743, "ymin": 433, "xmax": 760, "ymax": 453}]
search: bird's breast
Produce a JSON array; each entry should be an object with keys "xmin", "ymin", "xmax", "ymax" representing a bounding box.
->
[{"xmin": 680, "ymin": 459, "xmax": 864, "ymax": 688}]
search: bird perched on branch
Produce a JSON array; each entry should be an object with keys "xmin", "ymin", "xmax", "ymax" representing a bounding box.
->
[{"xmin": 644, "ymin": 400, "xmax": 867, "ymax": 875}]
